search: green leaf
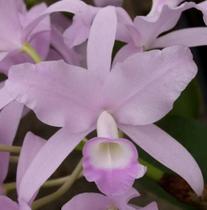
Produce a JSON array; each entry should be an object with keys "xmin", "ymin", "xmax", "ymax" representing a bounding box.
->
[{"xmin": 170, "ymin": 80, "xmax": 202, "ymax": 119}]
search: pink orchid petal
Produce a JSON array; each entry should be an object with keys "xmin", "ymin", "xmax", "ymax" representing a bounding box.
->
[
  {"xmin": 0, "ymin": 0, "xmax": 22, "ymax": 51},
  {"xmin": 150, "ymin": 0, "xmax": 184, "ymax": 16},
  {"xmin": 153, "ymin": 27, "xmax": 207, "ymax": 48},
  {"xmin": 196, "ymin": 1, "xmax": 207, "ymax": 25},
  {"xmin": 17, "ymin": 132, "xmax": 46, "ymax": 198},
  {"xmin": 63, "ymin": 9, "xmax": 96, "ymax": 48},
  {"xmin": 113, "ymin": 43, "xmax": 142, "ymax": 65},
  {"xmin": 21, "ymin": 3, "xmax": 50, "ymax": 40},
  {"xmin": 83, "ymin": 137, "xmax": 146, "ymax": 195},
  {"xmin": 115, "ymin": 7, "xmax": 134, "ymax": 43},
  {"xmin": 87, "ymin": 6, "xmax": 117, "ymax": 77},
  {"xmin": 136, "ymin": 202, "xmax": 158, "ymax": 210},
  {"xmin": 62, "ymin": 193, "xmax": 111, "ymax": 210},
  {"xmin": 134, "ymin": 2, "xmax": 194, "ymax": 48},
  {"xmin": 51, "ymin": 27, "xmax": 80, "ymax": 64},
  {"xmin": 5, "ymin": 61, "xmax": 98, "ymax": 131},
  {"xmin": 62, "ymin": 188, "xmax": 155, "ymax": 210},
  {"xmin": 18, "ymin": 126, "xmax": 94, "ymax": 203},
  {"xmin": 0, "ymin": 101, "xmax": 23, "ymax": 183},
  {"xmin": 120, "ymin": 124, "xmax": 204, "ymax": 196},
  {"xmin": 23, "ymin": 0, "xmax": 87, "ymax": 39},
  {"xmin": 0, "ymin": 87, "xmax": 15, "ymax": 110},
  {"xmin": 110, "ymin": 46, "xmax": 197, "ymax": 125},
  {"xmin": 94, "ymin": 0, "xmax": 123, "ymax": 7},
  {"xmin": 0, "ymin": 196, "xmax": 19, "ymax": 210}
]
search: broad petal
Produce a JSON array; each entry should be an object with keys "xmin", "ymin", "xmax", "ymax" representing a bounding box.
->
[
  {"xmin": 0, "ymin": 101, "xmax": 23, "ymax": 183},
  {"xmin": 153, "ymin": 27, "xmax": 207, "ymax": 48},
  {"xmin": 18, "ymin": 126, "xmax": 94, "ymax": 203},
  {"xmin": 5, "ymin": 61, "xmax": 99, "ymax": 131},
  {"xmin": 83, "ymin": 137, "xmax": 146, "ymax": 195},
  {"xmin": 0, "ymin": 196, "xmax": 19, "ymax": 210},
  {"xmin": 120, "ymin": 124, "xmax": 204, "ymax": 196},
  {"xmin": 16, "ymin": 132, "xmax": 46, "ymax": 197},
  {"xmin": 87, "ymin": 6, "xmax": 117, "ymax": 77},
  {"xmin": 109, "ymin": 46, "xmax": 197, "ymax": 125},
  {"xmin": 62, "ymin": 193, "xmax": 110, "ymax": 210}
]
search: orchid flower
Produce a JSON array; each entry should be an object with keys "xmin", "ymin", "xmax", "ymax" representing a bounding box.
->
[
  {"xmin": 0, "ymin": 132, "xmax": 46, "ymax": 210},
  {"xmin": 62, "ymin": 188, "xmax": 158, "ymax": 210},
  {"xmin": 0, "ymin": 0, "xmax": 50, "ymax": 74},
  {"xmin": 0, "ymin": 6, "xmax": 204, "ymax": 203},
  {"xmin": 114, "ymin": 0, "xmax": 207, "ymax": 63}
]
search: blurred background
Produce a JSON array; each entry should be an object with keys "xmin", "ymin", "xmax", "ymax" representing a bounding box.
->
[{"xmin": 4, "ymin": 0, "xmax": 207, "ymax": 210}]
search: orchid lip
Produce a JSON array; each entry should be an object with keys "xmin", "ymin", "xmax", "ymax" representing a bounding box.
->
[{"xmin": 89, "ymin": 139, "xmax": 133, "ymax": 169}]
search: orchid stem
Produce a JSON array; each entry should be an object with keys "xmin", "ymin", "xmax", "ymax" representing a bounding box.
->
[
  {"xmin": 32, "ymin": 160, "xmax": 83, "ymax": 210},
  {"xmin": 140, "ymin": 158, "xmax": 164, "ymax": 181},
  {"xmin": 3, "ymin": 172, "xmax": 82, "ymax": 194},
  {"xmin": 0, "ymin": 144, "xmax": 21, "ymax": 154},
  {"xmin": 22, "ymin": 42, "xmax": 42, "ymax": 63},
  {"xmin": 10, "ymin": 156, "xmax": 19, "ymax": 163}
]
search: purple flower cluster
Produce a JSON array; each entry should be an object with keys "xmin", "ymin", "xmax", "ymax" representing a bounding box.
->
[{"xmin": 0, "ymin": 0, "xmax": 206, "ymax": 209}]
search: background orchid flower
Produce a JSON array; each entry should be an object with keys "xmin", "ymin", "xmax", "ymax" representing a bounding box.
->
[
  {"xmin": 0, "ymin": 132, "xmax": 46, "ymax": 210},
  {"xmin": 83, "ymin": 111, "xmax": 146, "ymax": 195},
  {"xmin": 114, "ymin": 0, "xmax": 207, "ymax": 63},
  {"xmin": 0, "ymin": 0, "xmax": 50, "ymax": 74},
  {"xmin": 62, "ymin": 188, "xmax": 158, "ymax": 210},
  {"xmin": 0, "ymin": 6, "xmax": 204, "ymax": 203}
]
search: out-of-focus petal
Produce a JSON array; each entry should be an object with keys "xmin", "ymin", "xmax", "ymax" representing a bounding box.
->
[
  {"xmin": 133, "ymin": 2, "xmax": 194, "ymax": 48},
  {"xmin": 153, "ymin": 27, "xmax": 207, "ymax": 48},
  {"xmin": 5, "ymin": 61, "xmax": 99, "ymax": 131},
  {"xmin": 196, "ymin": 1, "xmax": 207, "ymax": 25},
  {"xmin": 120, "ymin": 124, "xmax": 204, "ymax": 196},
  {"xmin": 62, "ymin": 193, "xmax": 110, "ymax": 210},
  {"xmin": 140, "ymin": 202, "xmax": 159, "ymax": 210},
  {"xmin": 87, "ymin": 7, "xmax": 117, "ymax": 77},
  {"xmin": 0, "ymin": 86, "xmax": 16, "ymax": 111},
  {"xmin": 23, "ymin": 0, "xmax": 87, "ymax": 39},
  {"xmin": 83, "ymin": 137, "xmax": 146, "ymax": 195},
  {"xmin": 0, "ymin": 101, "xmax": 23, "ymax": 183},
  {"xmin": 0, "ymin": 196, "xmax": 19, "ymax": 210},
  {"xmin": 18, "ymin": 126, "xmax": 94, "ymax": 204},
  {"xmin": 52, "ymin": 27, "xmax": 80, "ymax": 65},
  {"xmin": 109, "ymin": 46, "xmax": 197, "ymax": 125},
  {"xmin": 63, "ymin": 9, "xmax": 96, "ymax": 48},
  {"xmin": 16, "ymin": 132, "xmax": 46, "ymax": 198},
  {"xmin": 0, "ymin": 0, "xmax": 22, "ymax": 51}
]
